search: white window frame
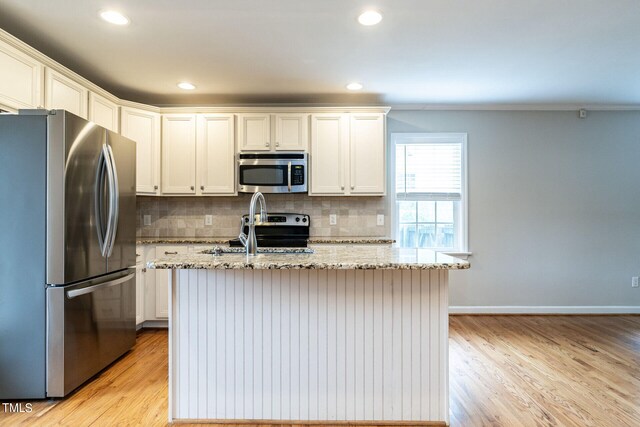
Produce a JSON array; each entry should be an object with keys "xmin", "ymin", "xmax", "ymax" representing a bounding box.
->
[{"xmin": 390, "ymin": 132, "xmax": 469, "ymax": 255}]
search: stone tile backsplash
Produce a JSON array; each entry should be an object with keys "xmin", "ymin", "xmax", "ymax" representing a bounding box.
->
[{"xmin": 136, "ymin": 194, "xmax": 390, "ymax": 238}]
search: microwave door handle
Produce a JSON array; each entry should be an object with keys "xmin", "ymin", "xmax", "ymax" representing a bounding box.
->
[
  {"xmin": 287, "ymin": 161, "xmax": 292, "ymax": 192},
  {"xmin": 106, "ymin": 143, "xmax": 119, "ymax": 257}
]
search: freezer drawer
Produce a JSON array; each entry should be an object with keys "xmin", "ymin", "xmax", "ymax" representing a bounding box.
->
[{"xmin": 46, "ymin": 269, "xmax": 136, "ymax": 397}]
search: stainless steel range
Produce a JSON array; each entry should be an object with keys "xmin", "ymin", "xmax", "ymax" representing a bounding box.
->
[{"xmin": 229, "ymin": 213, "xmax": 310, "ymax": 248}]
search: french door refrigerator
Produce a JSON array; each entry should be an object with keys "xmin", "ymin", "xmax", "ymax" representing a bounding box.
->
[{"xmin": 0, "ymin": 110, "xmax": 136, "ymax": 399}]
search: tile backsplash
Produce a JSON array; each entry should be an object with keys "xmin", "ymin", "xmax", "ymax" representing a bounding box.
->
[{"xmin": 136, "ymin": 194, "xmax": 390, "ymax": 238}]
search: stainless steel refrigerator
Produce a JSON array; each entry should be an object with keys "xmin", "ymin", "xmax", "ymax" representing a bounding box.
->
[{"xmin": 0, "ymin": 110, "xmax": 136, "ymax": 399}]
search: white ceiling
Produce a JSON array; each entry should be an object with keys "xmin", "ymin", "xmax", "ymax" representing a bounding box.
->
[{"xmin": 1, "ymin": 0, "xmax": 639, "ymax": 107}]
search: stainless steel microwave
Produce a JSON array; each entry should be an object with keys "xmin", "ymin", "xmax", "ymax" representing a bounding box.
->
[{"xmin": 238, "ymin": 152, "xmax": 308, "ymax": 193}]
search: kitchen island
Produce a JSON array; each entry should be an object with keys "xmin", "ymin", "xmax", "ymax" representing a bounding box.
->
[{"xmin": 149, "ymin": 245, "xmax": 469, "ymax": 425}]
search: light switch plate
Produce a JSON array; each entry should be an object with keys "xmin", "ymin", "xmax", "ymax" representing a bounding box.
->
[
  {"xmin": 377, "ymin": 214, "xmax": 385, "ymax": 226},
  {"xmin": 205, "ymin": 215, "xmax": 213, "ymax": 226},
  {"xmin": 143, "ymin": 215, "xmax": 151, "ymax": 226}
]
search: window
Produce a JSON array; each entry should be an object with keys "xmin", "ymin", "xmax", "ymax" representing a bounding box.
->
[{"xmin": 392, "ymin": 133, "xmax": 467, "ymax": 252}]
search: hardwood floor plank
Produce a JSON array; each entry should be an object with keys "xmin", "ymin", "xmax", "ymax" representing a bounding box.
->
[{"xmin": 2, "ymin": 318, "xmax": 639, "ymax": 427}]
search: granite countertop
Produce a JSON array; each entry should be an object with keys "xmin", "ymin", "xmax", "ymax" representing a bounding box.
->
[
  {"xmin": 147, "ymin": 245, "xmax": 469, "ymax": 271},
  {"xmin": 136, "ymin": 237, "xmax": 233, "ymax": 245},
  {"xmin": 137, "ymin": 237, "xmax": 395, "ymax": 245}
]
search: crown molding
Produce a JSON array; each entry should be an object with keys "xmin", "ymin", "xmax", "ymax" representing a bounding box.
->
[{"xmin": 389, "ymin": 103, "xmax": 640, "ymax": 111}]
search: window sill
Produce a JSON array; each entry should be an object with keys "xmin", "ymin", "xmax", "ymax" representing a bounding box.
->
[{"xmin": 439, "ymin": 251, "xmax": 472, "ymax": 260}]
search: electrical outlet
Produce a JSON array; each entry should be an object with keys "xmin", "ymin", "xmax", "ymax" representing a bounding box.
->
[
  {"xmin": 205, "ymin": 215, "xmax": 213, "ymax": 226},
  {"xmin": 377, "ymin": 214, "xmax": 385, "ymax": 226},
  {"xmin": 329, "ymin": 214, "xmax": 337, "ymax": 226},
  {"xmin": 143, "ymin": 215, "xmax": 151, "ymax": 226},
  {"xmin": 632, "ymin": 277, "xmax": 639, "ymax": 288}
]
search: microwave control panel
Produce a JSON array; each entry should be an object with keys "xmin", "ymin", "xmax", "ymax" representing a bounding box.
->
[{"xmin": 292, "ymin": 165, "xmax": 305, "ymax": 185}]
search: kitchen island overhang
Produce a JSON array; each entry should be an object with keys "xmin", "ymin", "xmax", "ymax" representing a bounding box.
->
[{"xmin": 149, "ymin": 246, "xmax": 469, "ymax": 425}]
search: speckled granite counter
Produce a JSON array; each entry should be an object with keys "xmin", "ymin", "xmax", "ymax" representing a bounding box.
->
[
  {"xmin": 148, "ymin": 245, "xmax": 468, "ymax": 270},
  {"xmin": 136, "ymin": 237, "xmax": 233, "ymax": 245},
  {"xmin": 137, "ymin": 237, "xmax": 394, "ymax": 245}
]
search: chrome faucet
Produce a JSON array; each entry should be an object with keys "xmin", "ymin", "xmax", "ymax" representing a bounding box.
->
[{"xmin": 238, "ymin": 192, "xmax": 268, "ymax": 256}]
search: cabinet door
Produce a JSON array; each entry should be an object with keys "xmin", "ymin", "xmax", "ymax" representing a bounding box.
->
[
  {"xmin": 0, "ymin": 40, "xmax": 43, "ymax": 110},
  {"xmin": 155, "ymin": 245, "xmax": 188, "ymax": 319},
  {"xmin": 238, "ymin": 113, "xmax": 271, "ymax": 151},
  {"xmin": 197, "ymin": 114, "xmax": 237, "ymax": 195},
  {"xmin": 135, "ymin": 264, "xmax": 145, "ymax": 326},
  {"xmin": 349, "ymin": 113, "xmax": 386, "ymax": 195},
  {"xmin": 309, "ymin": 113, "xmax": 349, "ymax": 195},
  {"xmin": 274, "ymin": 113, "xmax": 308, "ymax": 151},
  {"xmin": 88, "ymin": 92, "xmax": 118, "ymax": 131},
  {"xmin": 121, "ymin": 107, "xmax": 161, "ymax": 195},
  {"xmin": 162, "ymin": 114, "xmax": 197, "ymax": 194},
  {"xmin": 45, "ymin": 68, "xmax": 88, "ymax": 118}
]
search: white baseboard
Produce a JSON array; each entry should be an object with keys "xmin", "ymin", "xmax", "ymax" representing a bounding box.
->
[{"xmin": 449, "ymin": 306, "xmax": 640, "ymax": 314}]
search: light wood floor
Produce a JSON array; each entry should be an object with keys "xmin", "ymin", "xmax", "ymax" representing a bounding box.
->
[{"xmin": 1, "ymin": 316, "xmax": 639, "ymax": 427}]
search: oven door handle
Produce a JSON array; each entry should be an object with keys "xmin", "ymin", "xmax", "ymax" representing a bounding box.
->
[
  {"xmin": 287, "ymin": 161, "xmax": 292, "ymax": 192},
  {"xmin": 66, "ymin": 273, "xmax": 135, "ymax": 299}
]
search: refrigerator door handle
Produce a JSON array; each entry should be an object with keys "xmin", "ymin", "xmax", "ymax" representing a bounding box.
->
[
  {"xmin": 66, "ymin": 273, "xmax": 135, "ymax": 299},
  {"xmin": 102, "ymin": 143, "xmax": 116, "ymax": 258},
  {"xmin": 105, "ymin": 142, "xmax": 119, "ymax": 257},
  {"xmin": 95, "ymin": 145, "xmax": 110, "ymax": 257}
]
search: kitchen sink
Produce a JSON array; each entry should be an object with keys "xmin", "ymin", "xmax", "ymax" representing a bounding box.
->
[{"xmin": 200, "ymin": 246, "xmax": 314, "ymax": 255}]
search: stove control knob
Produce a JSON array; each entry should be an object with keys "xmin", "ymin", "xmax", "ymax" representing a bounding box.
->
[
  {"xmin": 295, "ymin": 217, "xmax": 300, "ymax": 222},
  {"xmin": 302, "ymin": 217, "xmax": 307, "ymax": 223}
]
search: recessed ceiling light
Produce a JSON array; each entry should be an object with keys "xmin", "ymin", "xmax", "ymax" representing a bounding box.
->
[
  {"xmin": 346, "ymin": 82, "xmax": 364, "ymax": 91},
  {"xmin": 177, "ymin": 82, "xmax": 196, "ymax": 90},
  {"xmin": 100, "ymin": 10, "xmax": 129, "ymax": 26},
  {"xmin": 358, "ymin": 10, "xmax": 383, "ymax": 26}
]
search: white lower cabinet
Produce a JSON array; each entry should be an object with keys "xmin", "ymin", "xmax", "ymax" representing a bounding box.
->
[
  {"xmin": 135, "ymin": 265, "xmax": 145, "ymax": 326},
  {"xmin": 154, "ymin": 245, "xmax": 189, "ymax": 319}
]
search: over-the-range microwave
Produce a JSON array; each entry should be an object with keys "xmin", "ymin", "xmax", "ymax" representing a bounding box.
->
[{"xmin": 238, "ymin": 152, "xmax": 308, "ymax": 193}]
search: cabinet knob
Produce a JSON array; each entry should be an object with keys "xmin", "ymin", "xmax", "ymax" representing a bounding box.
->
[
  {"xmin": 341, "ymin": 185, "xmax": 345, "ymax": 190},
  {"xmin": 141, "ymin": 268, "xmax": 147, "ymax": 273},
  {"xmin": 190, "ymin": 186, "xmax": 195, "ymax": 191},
  {"xmin": 351, "ymin": 185, "xmax": 355, "ymax": 190},
  {"xmin": 265, "ymin": 141, "xmax": 270, "ymax": 147},
  {"xmin": 275, "ymin": 142, "xmax": 280, "ymax": 147},
  {"xmin": 201, "ymin": 185, "xmax": 205, "ymax": 190},
  {"xmin": 154, "ymin": 185, "xmax": 158, "ymax": 190}
]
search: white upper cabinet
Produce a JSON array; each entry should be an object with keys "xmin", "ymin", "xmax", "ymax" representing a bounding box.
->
[
  {"xmin": 88, "ymin": 92, "xmax": 118, "ymax": 131},
  {"xmin": 349, "ymin": 113, "xmax": 385, "ymax": 194},
  {"xmin": 310, "ymin": 112, "xmax": 386, "ymax": 196},
  {"xmin": 274, "ymin": 113, "xmax": 309, "ymax": 151},
  {"xmin": 310, "ymin": 113, "xmax": 348, "ymax": 195},
  {"xmin": 121, "ymin": 107, "xmax": 161, "ymax": 195},
  {"xmin": 238, "ymin": 113, "xmax": 309, "ymax": 152},
  {"xmin": 162, "ymin": 114, "xmax": 197, "ymax": 195},
  {"xmin": 197, "ymin": 114, "xmax": 237, "ymax": 195},
  {"xmin": 45, "ymin": 68, "xmax": 88, "ymax": 118},
  {"xmin": 0, "ymin": 40, "xmax": 43, "ymax": 110},
  {"xmin": 238, "ymin": 113, "xmax": 271, "ymax": 151}
]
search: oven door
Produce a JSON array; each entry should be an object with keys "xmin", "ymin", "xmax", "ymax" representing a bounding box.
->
[{"xmin": 238, "ymin": 157, "xmax": 307, "ymax": 193}]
